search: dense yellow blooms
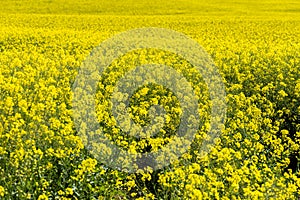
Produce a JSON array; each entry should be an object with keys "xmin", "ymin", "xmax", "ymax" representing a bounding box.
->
[{"xmin": 0, "ymin": 0, "xmax": 300, "ymax": 199}]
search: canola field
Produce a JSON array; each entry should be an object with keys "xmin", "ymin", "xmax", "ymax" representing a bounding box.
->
[{"xmin": 0, "ymin": 0, "xmax": 300, "ymax": 199}]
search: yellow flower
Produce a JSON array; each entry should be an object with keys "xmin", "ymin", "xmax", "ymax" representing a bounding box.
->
[
  {"xmin": 131, "ymin": 192, "xmax": 137, "ymax": 197},
  {"xmin": 37, "ymin": 194, "xmax": 48, "ymax": 200},
  {"xmin": 65, "ymin": 188, "xmax": 73, "ymax": 195},
  {"xmin": 0, "ymin": 186, "xmax": 5, "ymax": 197},
  {"xmin": 139, "ymin": 87, "xmax": 150, "ymax": 96}
]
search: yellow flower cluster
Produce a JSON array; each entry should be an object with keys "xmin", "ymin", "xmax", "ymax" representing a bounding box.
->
[
  {"xmin": 0, "ymin": 186, "xmax": 4, "ymax": 197},
  {"xmin": 0, "ymin": 0, "xmax": 300, "ymax": 199}
]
